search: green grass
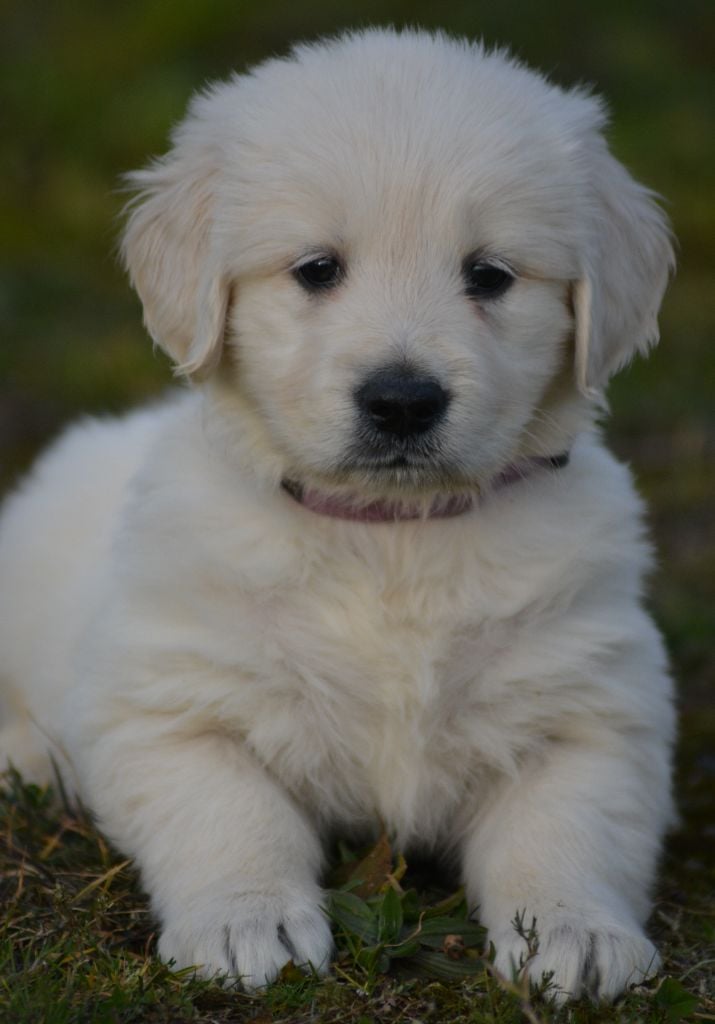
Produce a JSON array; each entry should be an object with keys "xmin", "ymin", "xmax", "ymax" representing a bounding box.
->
[{"xmin": 1, "ymin": 769, "xmax": 712, "ymax": 1024}]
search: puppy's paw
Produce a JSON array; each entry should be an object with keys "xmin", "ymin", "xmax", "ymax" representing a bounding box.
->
[
  {"xmin": 491, "ymin": 914, "xmax": 660, "ymax": 1003},
  {"xmin": 158, "ymin": 886, "xmax": 333, "ymax": 989}
]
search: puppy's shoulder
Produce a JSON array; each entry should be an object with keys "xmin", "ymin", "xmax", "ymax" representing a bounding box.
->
[
  {"xmin": 472, "ymin": 430, "xmax": 654, "ymax": 610},
  {"xmin": 491, "ymin": 431, "xmax": 647, "ymax": 541}
]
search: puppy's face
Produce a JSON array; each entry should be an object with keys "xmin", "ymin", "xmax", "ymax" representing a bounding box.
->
[
  {"xmin": 123, "ymin": 31, "xmax": 673, "ymax": 500},
  {"xmin": 224, "ymin": 141, "xmax": 573, "ymax": 496}
]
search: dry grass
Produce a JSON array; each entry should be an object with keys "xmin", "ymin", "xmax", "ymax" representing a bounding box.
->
[{"xmin": 1, "ymin": 765, "xmax": 712, "ymax": 1024}]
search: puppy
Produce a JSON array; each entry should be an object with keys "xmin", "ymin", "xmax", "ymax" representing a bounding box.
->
[{"xmin": 0, "ymin": 29, "xmax": 675, "ymax": 1001}]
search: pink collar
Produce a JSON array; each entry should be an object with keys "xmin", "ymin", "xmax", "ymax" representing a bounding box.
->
[{"xmin": 282, "ymin": 453, "xmax": 569, "ymax": 523}]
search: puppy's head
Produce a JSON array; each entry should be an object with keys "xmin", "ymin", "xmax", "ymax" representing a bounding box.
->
[{"xmin": 122, "ymin": 29, "xmax": 673, "ymax": 501}]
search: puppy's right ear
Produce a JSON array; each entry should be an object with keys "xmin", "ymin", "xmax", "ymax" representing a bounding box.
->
[{"xmin": 121, "ymin": 111, "xmax": 229, "ymax": 378}]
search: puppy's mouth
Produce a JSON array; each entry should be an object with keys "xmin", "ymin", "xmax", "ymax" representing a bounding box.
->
[
  {"xmin": 280, "ymin": 451, "xmax": 570, "ymax": 522},
  {"xmin": 280, "ymin": 478, "xmax": 475, "ymax": 522}
]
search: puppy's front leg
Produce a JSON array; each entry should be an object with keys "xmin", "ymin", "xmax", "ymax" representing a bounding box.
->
[
  {"xmin": 462, "ymin": 735, "xmax": 670, "ymax": 1002},
  {"xmin": 80, "ymin": 727, "xmax": 332, "ymax": 988}
]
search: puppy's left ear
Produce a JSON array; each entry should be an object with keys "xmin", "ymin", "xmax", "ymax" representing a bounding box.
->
[
  {"xmin": 121, "ymin": 104, "xmax": 229, "ymax": 378},
  {"xmin": 573, "ymin": 134, "xmax": 675, "ymax": 396}
]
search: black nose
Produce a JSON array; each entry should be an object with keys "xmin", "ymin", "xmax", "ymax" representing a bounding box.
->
[{"xmin": 356, "ymin": 370, "xmax": 450, "ymax": 437}]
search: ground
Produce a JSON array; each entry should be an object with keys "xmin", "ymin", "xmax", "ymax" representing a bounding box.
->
[{"xmin": 1, "ymin": 769, "xmax": 713, "ymax": 1023}]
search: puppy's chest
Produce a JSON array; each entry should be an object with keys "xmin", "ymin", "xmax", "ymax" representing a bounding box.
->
[{"xmin": 240, "ymin": 555, "xmax": 508, "ymax": 840}]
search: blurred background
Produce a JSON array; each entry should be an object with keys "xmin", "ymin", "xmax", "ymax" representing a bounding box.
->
[{"xmin": 1, "ymin": 3, "xmax": 713, "ymax": 787}]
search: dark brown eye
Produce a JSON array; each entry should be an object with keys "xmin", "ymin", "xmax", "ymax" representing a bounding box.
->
[
  {"xmin": 294, "ymin": 256, "xmax": 342, "ymax": 292},
  {"xmin": 463, "ymin": 258, "xmax": 514, "ymax": 300}
]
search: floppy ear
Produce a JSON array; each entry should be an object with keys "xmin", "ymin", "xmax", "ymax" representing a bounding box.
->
[
  {"xmin": 574, "ymin": 135, "xmax": 675, "ymax": 396},
  {"xmin": 121, "ymin": 113, "xmax": 229, "ymax": 378}
]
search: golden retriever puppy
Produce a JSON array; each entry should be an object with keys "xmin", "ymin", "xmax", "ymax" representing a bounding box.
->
[{"xmin": 0, "ymin": 28, "xmax": 675, "ymax": 1001}]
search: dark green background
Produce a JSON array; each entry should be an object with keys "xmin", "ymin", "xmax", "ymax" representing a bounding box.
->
[{"xmin": 1, "ymin": 1, "xmax": 713, "ymax": 716}]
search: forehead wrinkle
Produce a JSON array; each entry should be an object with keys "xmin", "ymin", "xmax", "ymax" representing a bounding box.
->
[
  {"xmin": 220, "ymin": 157, "xmax": 582, "ymax": 285},
  {"xmin": 214, "ymin": 79, "xmax": 588, "ymax": 281}
]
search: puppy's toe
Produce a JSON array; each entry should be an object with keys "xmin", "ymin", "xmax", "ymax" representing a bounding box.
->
[
  {"xmin": 158, "ymin": 887, "xmax": 333, "ymax": 989},
  {"xmin": 581, "ymin": 929, "xmax": 660, "ymax": 1002},
  {"xmin": 224, "ymin": 900, "xmax": 333, "ymax": 989},
  {"xmin": 491, "ymin": 916, "xmax": 660, "ymax": 1003}
]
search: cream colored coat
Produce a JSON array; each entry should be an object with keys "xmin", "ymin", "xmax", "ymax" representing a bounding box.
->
[{"xmin": 0, "ymin": 29, "xmax": 675, "ymax": 1001}]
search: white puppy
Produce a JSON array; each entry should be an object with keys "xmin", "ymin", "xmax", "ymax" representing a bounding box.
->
[{"xmin": 0, "ymin": 29, "xmax": 675, "ymax": 1001}]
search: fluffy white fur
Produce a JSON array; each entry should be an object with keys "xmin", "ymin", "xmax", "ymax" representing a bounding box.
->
[{"xmin": 0, "ymin": 29, "xmax": 675, "ymax": 1002}]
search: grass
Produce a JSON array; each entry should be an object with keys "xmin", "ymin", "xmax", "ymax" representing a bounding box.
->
[{"xmin": 1, "ymin": 767, "xmax": 712, "ymax": 1024}]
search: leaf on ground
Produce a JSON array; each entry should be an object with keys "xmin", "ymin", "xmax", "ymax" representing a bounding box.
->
[
  {"xmin": 330, "ymin": 833, "xmax": 394, "ymax": 897},
  {"xmin": 384, "ymin": 936, "xmax": 421, "ymax": 959},
  {"xmin": 355, "ymin": 944, "xmax": 390, "ymax": 975},
  {"xmin": 328, "ymin": 890, "xmax": 379, "ymax": 945},
  {"xmin": 410, "ymin": 915, "xmax": 486, "ymax": 949},
  {"xmin": 376, "ymin": 885, "xmax": 403, "ymax": 944},
  {"xmin": 408, "ymin": 948, "xmax": 485, "ymax": 981},
  {"xmin": 654, "ymin": 977, "xmax": 699, "ymax": 1021},
  {"xmin": 420, "ymin": 888, "xmax": 469, "ymax": 920},
  {"xmin": 400, "ymin": 888, "xmax": 422, "ymax": 922},
  {"xmin": 277, "ymin": 959, "xmax": 304, "ymax": 984}
]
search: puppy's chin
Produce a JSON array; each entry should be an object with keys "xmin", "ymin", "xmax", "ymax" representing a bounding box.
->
[
  {"xmin": 280, "ymin": 461, "xmax": 480, "ymax": 522},
  {"xmin": 281, "ymin": 478, "xmax": 476, "ymax": 522},
  {"xmin": 289, "ymin": 457, "xmax": 479, "ymax": 499}
]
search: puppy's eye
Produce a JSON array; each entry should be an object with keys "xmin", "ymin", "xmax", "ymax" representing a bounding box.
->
[
  {"xmin": 463, "ymin": 258, "xmax": 514, "ymax": 300},
  {"xmin": 294, "ymin": 256, "xmax": 343, "ymax": 292}
]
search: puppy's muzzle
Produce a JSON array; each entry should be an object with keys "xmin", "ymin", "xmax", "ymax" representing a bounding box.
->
[{"xmin": 355, "ymin": 368, "xmax": 450, "ymax": 438}]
